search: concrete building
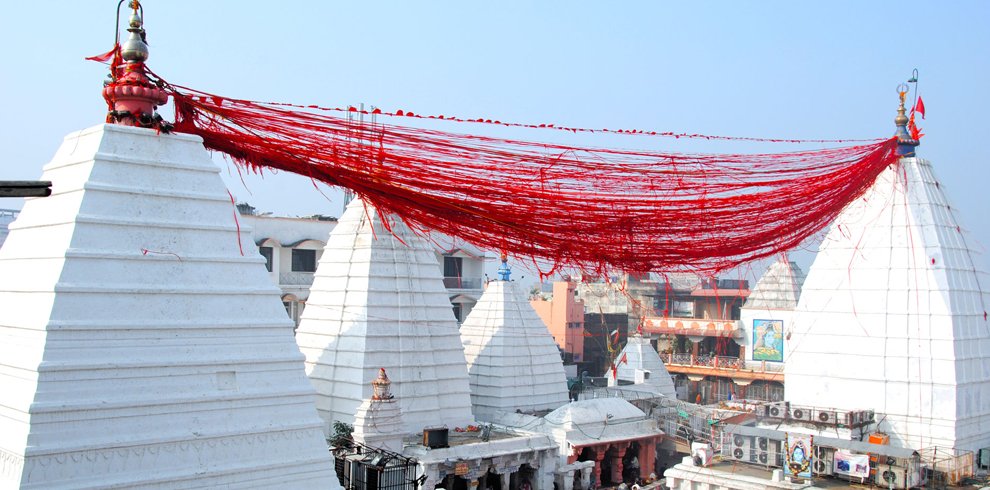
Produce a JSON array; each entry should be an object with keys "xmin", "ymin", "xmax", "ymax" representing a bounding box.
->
[
  {"xmin": 237, "ymin": 209, "xmax": 487, "ymax": 327},
  {"xmin": 640, "ymin": 275, "xmax": 751, "ymax": 403},
  {"xmin": 237, "ymin": 208, "xmax": 337, "ymax": 325},
  {"xmin": 530, "ymin": 279, "xmax": 586, "ymax": 364},
  {"xmin": 295, "ymin": 198, "xmax": 476, "ymax": 434},
  {"xmin": 0, "ymin": 124, "xmax": 338, "ymax": 488}
]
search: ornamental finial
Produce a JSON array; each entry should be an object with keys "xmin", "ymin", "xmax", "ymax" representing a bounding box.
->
[
  {"xmin": 894, "ymin": 71, "xmax": 920, "ymax": 157},
  {"xmin": 371, "ymin": 368, "xmax": 394, "ymax": 400},
  {"xmin": 497, "ymin": 253, "xmax": 511, "ymax": 281},
  {"xmin": 102, "ymin": 0, "xmax": 170, "ymax": 129}
]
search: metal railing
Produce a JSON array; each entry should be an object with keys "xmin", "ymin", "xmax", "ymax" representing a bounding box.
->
[
  {"xmin": 661, "ymin": 352, "xmax": 779, "ymax": 374},
  {"xmin": 442, "ymin": 276, "xmax": 483, "ymax": 289},
  {"xmin": 279, "ymin": 271, "xmax": 315, "ymax": 286}
]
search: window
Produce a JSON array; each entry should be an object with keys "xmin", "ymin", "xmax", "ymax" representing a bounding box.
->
[
  {"xmin": 443, "ymin": 256, "xmax": 463, "ymax": 278},
  {"xmin": 259, "ymin": 246, "xmax": 273, "ymax": 272},
  {"xmin": 291, "ymin": 249, "xmax": 317, "ymax": 272}
]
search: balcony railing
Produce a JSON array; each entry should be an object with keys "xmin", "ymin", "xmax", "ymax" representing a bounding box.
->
[
  {"xmin": 660, "ymin": 352, "xmax": 775, "ymax": 373},
  {"xmin": 279, "ymin": 271, "xmax": 315, "ymax": 286},
  {"xmin": 443, "ymin": 276, "xmax": 483, "ymax": 290}
]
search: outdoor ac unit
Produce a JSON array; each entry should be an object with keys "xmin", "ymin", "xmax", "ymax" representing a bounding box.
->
[
  {"xmin": 864, "ymin": 410, "xmax": 875, "ymax": 424},
  {"xmin": 875, "ymin": 465, "xmax": 909, "ymax": 490},
  {"xmin": 790, "ymin": 407, "xmax": 813, "ymax": 421},
  {"xmin": 728, "ymin": 434, "xmax": 754, "ymax": 463},
  {"xmin": 979, "ymin": 448, "xmax": 990, "ymax": 470},
  {"xmin": 767, "ymin": 402, "xmax": 787, "ymax": 419},
  {"xmin": 755, "ymin": 437, "xmax": 781, "ymax": 467},
  {"xmin": 814, "ymin": 448, "xmax": 834, "ymax": 476},
  {"xmin": 816, "ymin": 410, "xmax": 837, "ymax": 424}
]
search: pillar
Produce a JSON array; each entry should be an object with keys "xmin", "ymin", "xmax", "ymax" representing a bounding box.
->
[
  {"xmin": 580, "ymin": 466, "xmax": 593, "ymax": 490},
  {"xmin": 500, "ymin": 472, "xmax": 511, "ymax": 490},
  {"xmin": 610, "ymin": 444, "xmax": 626, "ymax": 484},
  {"xmin": 638, "ymin": 439, "xmax": 654, "ymax": 481},
  {"xmin": 562, "ymin": 471, "xmax": 574, "ymax": 490},
  {"xmin": 592, "ymin": 449, "xmax": 606, "ymax": 487}
]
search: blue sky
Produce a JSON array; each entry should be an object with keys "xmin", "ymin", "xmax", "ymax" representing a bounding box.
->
[{"xmin": 1, "ymin": 1, "xmax": 987, "ymax": 278}]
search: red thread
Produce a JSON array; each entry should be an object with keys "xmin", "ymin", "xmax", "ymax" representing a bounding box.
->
[
  {"xmin": 162, "ymin": 83, "xmax": 898, "ymax": 275},
  {"xmin": 226, "ymin": 189, "xmax": 245, "ymax": 256}
]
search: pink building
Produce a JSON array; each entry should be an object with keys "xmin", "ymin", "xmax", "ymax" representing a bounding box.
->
[{"xmin": 530, "ymin": 280, "xmax": 585, "ymax": 361}]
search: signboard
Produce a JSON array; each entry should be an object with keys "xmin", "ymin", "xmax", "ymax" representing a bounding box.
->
[
  {"xmin": 784, "ymin": 433, "xmax": 813, "ymax": 479},
  {"xmin": 753, "ymin": 319, "xmax": 784, "ymax": 362},
  {"xmin": 454, "ymin": 462, "xmax": 469, "ymax": 476},
  {"xmin": 833, "ymin": 450, "xmax": 870, "ymax": 479}
]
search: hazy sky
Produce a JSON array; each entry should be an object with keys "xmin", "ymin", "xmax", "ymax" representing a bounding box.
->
[{"xmin": 1, "ymin": 1, "xmax": 988, "ymax": 279}]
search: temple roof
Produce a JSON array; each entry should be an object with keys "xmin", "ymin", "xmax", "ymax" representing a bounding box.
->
[
  {"xmin": 295, "ymin": 198, "xmax": 475, "ymax": 434},
  {"xmin": 786, "ymin": 157, "xmax": 990, "ymax": 452},
  {"xmin": 612, "ymin": 334, "xmax": 677, "ymax": 398},
  {"xmin": 544, "ymin": 398, "xmax": 645, "ymax": 427},
  {"xmin": 743, "ymin": 256, "xmax": 805, "ymax": 310},
  {"xmin": 460, "ymin": 280, "xmax": 570, "ymax": 420}
]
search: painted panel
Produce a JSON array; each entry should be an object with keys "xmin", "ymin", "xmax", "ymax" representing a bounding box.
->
[{"xmin": 752, "ymin": 319, "xmax": 783, "ymax": 362}]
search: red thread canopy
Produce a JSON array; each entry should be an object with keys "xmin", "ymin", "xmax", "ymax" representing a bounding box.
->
[{"xmin": 162, "ymin": 84, "xmax": 898, "ymax": 277}]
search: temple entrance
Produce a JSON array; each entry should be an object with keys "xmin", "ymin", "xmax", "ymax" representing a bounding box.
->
[
  {"xmin": 601, "ymin": 447, "xmax": 618, "ymax": 486},
  {"xmin": 482, "ymin": 469, "xmax": 502, "ymax": 490},
  {"xmin": 622, "ymin": 441, "xmax": 641, "ymax": 484},
  {"xmin": 437, "ymin": 474, "xmax": 468, "ymax": 490}
]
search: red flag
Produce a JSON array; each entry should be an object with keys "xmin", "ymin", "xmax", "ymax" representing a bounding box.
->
[
  {"xmin": 619, "ymin": 353, "xmax": 628, "ymax": 365},
  {"xmin": 610, "ymin": 363, "xmax": 618, "ymax": 380},
  {"xmin": 85, "ymin": 44, "xmax": 119, "ymax": 63},
  {"xmin": 916, "ymin": 96, "xmax": 926, "ymax": 119}
]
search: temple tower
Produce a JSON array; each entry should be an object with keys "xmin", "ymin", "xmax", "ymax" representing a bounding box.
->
[
  {"xmin": 0, "ymin": 6, "xmax": 339, "ymax": 487},
  {"xmin": 295, "ymin": 198, "xmax": 475, "ymax": 434},
  {"xmin": 608, "ymin": 334, "xmax": 678, "ymax": 398},
  {"xmin": 785, "ymin": 91, "xmax": 990, "ymax": 452},
  {"xmin": 459, "ymin": 257, "xmax": 570, "ymax": 420}
]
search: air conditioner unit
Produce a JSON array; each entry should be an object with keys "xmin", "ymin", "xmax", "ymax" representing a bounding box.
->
[
  {"xmin": 816, "ymin": 410, "xmax": 837, "ymax": 424},
  {"xmin": 864, "ymin": 410, "xmax": 875, "ymax": 424},
  {"xmin": 766, "ymin": 402, "xmax": 787, "ymax": 419},
  {"xmin": 727, "ymin": 434, "xmax": 754, "ymax": 463},
  {"xmin": 754, "ymin": 437, "xmax": 781, "ymax": 467},
  {"xmin": 814, "ymin": 448, "xmax": 834, "ymax": 476},
  {"xmin": 875, "ymin": 465, "xmax": 910, "ymax": 490},
  {"xmin": 978, "ymin": 448, "xmax": 990, "ymax": 470},
  {"xmin": 790, "ymin": 407, "xmax": 813, "ymax": 421}
]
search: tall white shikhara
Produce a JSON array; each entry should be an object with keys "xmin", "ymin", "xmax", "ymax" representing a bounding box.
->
[
  {"xmin": 295, "ymin": 198, "xmax": 475, "ymax": 434},
  {"xmin": 787, "ymin": 157, "xmax": 990, "ymax": 452},
  {"xmin": 460, "ymin": 279, "xmax": 570, "ymax": 420},
  {"xmin": 0, "ymin": 124, "xmax": 339, "ymax": 488}
]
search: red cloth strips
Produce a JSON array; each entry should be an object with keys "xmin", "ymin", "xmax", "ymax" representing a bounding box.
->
[{"xmin": 166, "ymin": 84, "xmax": 899, "ymax": 277}]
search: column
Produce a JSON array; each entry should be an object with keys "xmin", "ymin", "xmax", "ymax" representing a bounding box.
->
[
  {"xmin": 638, "ymin": 439, "xmax": 654, "ymax": 481},
  {"xmin": 500, "ymin": 472, "xmax": 511, "ymax": 490},
  {"xmin": 592, "ymin": 449, "xmax": 605, "ymax": 488},
  {"xmin": 580, "ymin": 466, "xmax": 593, "ymax": 490},
  {"xmin": 611, "ymin": 445, "xmax": 625, "ymax": 484},
  {"xmin": 560, "ymin": 470, "xmax": 574, "ymax": 490}
]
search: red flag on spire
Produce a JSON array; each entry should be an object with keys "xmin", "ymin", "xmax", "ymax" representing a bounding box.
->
[
  {"xmin": 619, "ymin": 353, "xmax": 628, "ymax": 365},
  {"xmin": 916, "ymin": 96, "xmax": 926, "ymax": 119},
  {"xmin": 610, "ymin": 363, "xmax": 618, "ymax": 380}
]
